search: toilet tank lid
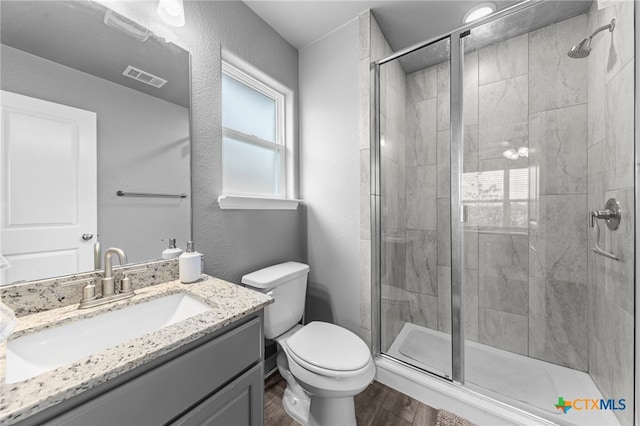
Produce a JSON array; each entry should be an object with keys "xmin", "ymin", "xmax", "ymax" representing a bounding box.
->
[{"xmin": 241, "ymin": 261, "xmax": 309, "ymax": 289}]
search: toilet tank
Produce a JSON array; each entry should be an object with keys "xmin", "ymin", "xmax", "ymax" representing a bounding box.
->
[{"xmin": 241, "ymin": 262, "xmax": 309, "ymax": 340}]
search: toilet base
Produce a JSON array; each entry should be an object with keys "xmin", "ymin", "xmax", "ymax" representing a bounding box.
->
[
  {"xmin": 277, "ymin": 351, "xmax": 311, "ymax": 425},
  {"xmin": 308, "ymin": 396, "xmax": 357, "ymax": 426},
  {"xmin": 282, "ymin": 384, "xmax": 311, "ymax": 425},
  {"xmin": 277, "ymin": 350, "xmax": 363, "ymax": 426}
]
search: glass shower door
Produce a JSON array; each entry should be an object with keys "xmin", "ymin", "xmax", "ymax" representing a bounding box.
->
[
  {"xmin": 378, "ymin": 37, "xmax": 453, "ymax": 380},
  {"xmin": 461, "ymin": 2, "xmax": 635, "ymax": 425}
]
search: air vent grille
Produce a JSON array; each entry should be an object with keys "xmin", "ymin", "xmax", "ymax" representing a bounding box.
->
[{"xmin": 122, "ymin": 66, "xmax": 167, "ymax": 88}]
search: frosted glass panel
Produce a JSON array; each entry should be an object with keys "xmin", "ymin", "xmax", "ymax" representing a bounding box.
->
[
  {"xmin": 223, "ymin": 136, "xmax": 279, "ymax": 195},
  {"xmin": 222, "ymin": 74, "xmax": 276, "ymax": 142}
]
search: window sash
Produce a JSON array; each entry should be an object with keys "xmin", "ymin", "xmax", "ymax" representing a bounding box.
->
[{"xmin": 221, "ymin": 61, "xmax": 286, "ymax": 197}]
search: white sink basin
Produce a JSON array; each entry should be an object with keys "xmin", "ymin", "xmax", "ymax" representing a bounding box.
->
[{"xmin": 5, "ymin": 293, "xmax": 212, "ymax": 384}]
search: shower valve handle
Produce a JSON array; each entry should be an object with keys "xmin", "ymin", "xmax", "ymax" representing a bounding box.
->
[{"xmin": 589, "ymin": 198, "xmax": 621, "ymax": 230}]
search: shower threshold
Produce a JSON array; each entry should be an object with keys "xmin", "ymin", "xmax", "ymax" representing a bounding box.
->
[{"xmin": 386, "ymin": 322, "xmax": 620, "ymax": 426}]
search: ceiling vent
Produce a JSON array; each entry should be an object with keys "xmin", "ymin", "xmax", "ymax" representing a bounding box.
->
[{"xmin": 122, "ymin": 66, "xmax": 167, "ymax": 88}]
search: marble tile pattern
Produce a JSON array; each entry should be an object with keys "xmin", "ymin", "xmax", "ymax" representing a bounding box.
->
[
  {"xmin": 360, "ymin": 239, "xmax": 372, "ymax": 337},
  {"xmin": 436, "ymin": 60, "xmax": 450, "ymax": 131},
  {"xmin": 437, "ymin": 266, "xmax": 451, "ymax": 334},
  {"xmin": 587, "ymin": 1, "xmax": 605, "ymax": 147},
  {"xmin": 405, "ymin": 165, "xmax": 437, "ymax": 230},
  {"xmin": 407, "ymin": 291, "xmax": 438, "ymax": 331},
  {"xmin": 463, "ymin": 268, "xmax": 479, "ymax": 342},
  {"xmin": 529, "ymin": 277, "xmax": 588, "ymax": 371},
  {"xmin": 381, "ymin": 231, "xmax": 406, "ymax": 290},
  {"xmin": 604, "ymin": 60, "xmax": 635, "ymax": 191},
  {"xmin": 528, "ymin": 14, "xmax": 587, "ymax": 114},
  {"xmin": 529, "ymin": 104, "xmax": 588, "ymax": 195},
  {"xmin": 405, "ymin": 230, "xmax": 437, "ymax": 296},
  {"xmin": 529, "ymin": 194, "xmax": 587, "ymax": 284},
  {"xmin": 478, "ymin": 34, "xmax": 528, "ymax": 86},
  {"xmin": 478, "ymin": 74, "xmax": 528, "ymax": 130},
  {"xmin": 1, "ymin": 259, "xmax": 180, "ymax": 317},
  {"xmin": 463, "ymin": 51, "xmax": 479, "ymax": 127},
  {"xmin": 405, "ymin": 99, "xmax": 437, "ymax": 167},
  {"xmin": 436, "ymin": 130, "xmax": 450, "ymax": 199},
  {"xmin": 478, "ymin": 233, "xmax": 528, "ymax": 316},
  {"xmin": 0, "ymin": 275, "xmax": 273, "ymax": 425},
  {"xmin": 478, "ymin": 307, "xmax": 528, "ymax": 356},
  {"xmin": 360, "ymin": 148, "xmax": 371, "ymax": 240},
  {"xmin": 586, "ymin": 4, "xmax": 635, "ymax": 424},
  {"xmin": 437, "ymin": 199, "xmax": 451, "ymax": 267}
]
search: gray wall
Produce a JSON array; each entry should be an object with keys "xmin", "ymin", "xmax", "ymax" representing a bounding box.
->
[
  {"xmin": 1, "ymin": 44, "xmax": 190, "ymax": 265},
  {"xmin": 105, "ymin": 1, "xmax": 302, "ymax": 284},
  {"xmin": 299, "ymin": 19, "xmax": 361, "ymax": 334}
]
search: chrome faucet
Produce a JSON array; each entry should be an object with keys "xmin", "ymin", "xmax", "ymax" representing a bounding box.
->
[
  {"xmin": 79, "ymin": 247, "xmax": 135, "ymax": 309},
  {"xmin": 102, "ymin": 247, "xmax": 128, "ymax": 296}
]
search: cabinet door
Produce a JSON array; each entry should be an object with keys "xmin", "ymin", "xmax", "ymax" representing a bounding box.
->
[{"xmin": 172, "ymin": 363, "xmax": 264, "ymax": 426}]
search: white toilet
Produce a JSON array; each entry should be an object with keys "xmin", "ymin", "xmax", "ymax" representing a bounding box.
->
[{"xmin": 242, "ymin": 261, "xmax": 375, "ymax": 426}]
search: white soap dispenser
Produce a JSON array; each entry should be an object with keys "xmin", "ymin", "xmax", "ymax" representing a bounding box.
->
[
  {"xmin": 179, "ymin": 241, "xmax": 202, "ymax": 283},
  {"xmin": 162, "ymin": 238, "xmax": 183, "ymax": 259}
]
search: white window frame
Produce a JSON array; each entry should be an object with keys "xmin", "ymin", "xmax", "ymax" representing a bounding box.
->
[{"xmin": 221, "ymin": 56, "xmax": 294, "ymax": 205}]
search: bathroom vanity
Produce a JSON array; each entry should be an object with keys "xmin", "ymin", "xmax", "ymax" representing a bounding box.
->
[{"xmin": 0, "ymin": 274, "xmax": 272, "ymax": 426}]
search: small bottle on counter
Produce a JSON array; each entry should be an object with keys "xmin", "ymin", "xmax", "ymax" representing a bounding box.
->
[
  {"xmin": 162, "ymin": 238, "xmax": 183, "ymax": 259},
  {"xmin": 179, "ymin": 241, "xmax": 202, "ymax": 283}
]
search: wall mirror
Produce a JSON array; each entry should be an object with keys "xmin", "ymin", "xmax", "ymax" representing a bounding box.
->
[{"xmin": 0, "ymin": 0, "xmax": 191, "ymax": 286}]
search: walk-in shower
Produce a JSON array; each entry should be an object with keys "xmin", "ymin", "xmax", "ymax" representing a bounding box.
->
[{"xmin": 372, "ymin": 1, "xmax": 635, "ymax": 424}]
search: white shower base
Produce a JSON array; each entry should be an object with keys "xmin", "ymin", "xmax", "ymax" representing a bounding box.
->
[{"xmin": 385, "ymin": 322, "xmax": 620, "ymax": 426}]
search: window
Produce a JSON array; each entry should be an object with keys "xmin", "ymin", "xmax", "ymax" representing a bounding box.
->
[
  {"xmin": 462, "ymin": 167, "xmax": 529, "ymax": 230},
  {"xmin": 222, "ymin": 61, "xmax": 286, "ymax": 198}
]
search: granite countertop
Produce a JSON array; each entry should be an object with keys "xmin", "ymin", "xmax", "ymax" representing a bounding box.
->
[{"xmin": 0, "ymin": 275, "xmax": 273, "ymax": 425}]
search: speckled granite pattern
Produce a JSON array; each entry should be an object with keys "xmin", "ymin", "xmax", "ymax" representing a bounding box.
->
[
  {"xmin": 0, "ymin": 275, "xmax": 272, "ymax": 425},
  {"xmin": 1, "ymin": 259, "xmax": 180, "ymax": 317}
]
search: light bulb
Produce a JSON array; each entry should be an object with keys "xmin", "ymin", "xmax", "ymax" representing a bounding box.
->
[
  {"xmin": 157, "ymin": 0, "xmax": 185, "ymax": 27},
  {"xmin": 463, "ymin": 3, "xmax": 496, "ymax": 24}
]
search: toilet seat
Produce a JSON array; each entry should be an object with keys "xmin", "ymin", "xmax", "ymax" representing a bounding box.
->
[{"xmin": 285, "ymin": 321, "xmax": 372, "ymax": 378}]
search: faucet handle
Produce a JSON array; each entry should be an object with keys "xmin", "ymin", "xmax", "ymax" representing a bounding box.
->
[
  {"xmin": 81, "ymin": 279, "xmax": 98, "ymax": 302},
  {"xmin": 120, "ymin": 275, "xmax": 133, "ymax": 294}
]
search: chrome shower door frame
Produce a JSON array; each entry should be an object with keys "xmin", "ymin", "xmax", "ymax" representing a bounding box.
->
[
  {"xmin": 371, "ymin": 0, "xmax": 552, "ymax": 389},
  {"xmin": 372, "ymin": 31, "xmax": 466, "ymax": 384}
]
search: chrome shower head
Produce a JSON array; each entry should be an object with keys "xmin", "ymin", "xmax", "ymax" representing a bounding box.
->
[
  {"xmin": 567, "ymin": 18, "xmax": 615, "ymax": 59},
  {"xmin": 568, "ymin": 37, "xmax": 592, "ymax": 58}
]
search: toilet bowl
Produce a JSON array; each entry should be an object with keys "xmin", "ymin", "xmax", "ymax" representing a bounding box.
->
[{"xmin": 242, "ymin": 262, "xmax": 375, "ymax": 426}]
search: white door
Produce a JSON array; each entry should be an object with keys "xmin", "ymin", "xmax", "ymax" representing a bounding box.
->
[{"xmin": 0, "ymin": 90, "xmax": 97, "ymax": 285}]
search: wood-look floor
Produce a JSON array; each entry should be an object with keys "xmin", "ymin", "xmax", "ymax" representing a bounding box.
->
[{"xmin": 264, "ymin": 372, "xmax": 439, "ymax": 426}]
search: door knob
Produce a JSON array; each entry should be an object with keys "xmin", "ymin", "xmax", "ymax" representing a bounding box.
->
[{"xmin": 82, "ymin": 233, "xmax": 94, "ymax": 241}]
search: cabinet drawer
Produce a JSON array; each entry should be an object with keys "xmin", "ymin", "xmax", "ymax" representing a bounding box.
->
[
  {"xmin": 171, "ymin": 363, "xmax": 263, "ymax": 426},
  {"xmin": 46, "ymin": 317, "xmax": 262, "ymax": 426}
]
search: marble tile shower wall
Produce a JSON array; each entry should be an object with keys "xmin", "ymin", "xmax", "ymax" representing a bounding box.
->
[
  {"xmin": 399, "ymin": 14, "xmax": 595, "ymax": 369},
  {"xmin": 586, "ymin": 2, "xmax": 634, "ymax": 425},
  {"xmin": 358, "ymin": 11, "xmax": 400, "ymax": 350}
]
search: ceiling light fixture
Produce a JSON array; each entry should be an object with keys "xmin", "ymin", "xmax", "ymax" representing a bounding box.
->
[
  {"xmin": 157, "ymin": 0, "xmax": 185, "ymax": 27},
  {"xmin": 463, "ymin": 2, "xmax": 496, "ymax": 24},
  {"xmin": 503, "ymin": 146, "xmax": 528, "ymax": 160}
]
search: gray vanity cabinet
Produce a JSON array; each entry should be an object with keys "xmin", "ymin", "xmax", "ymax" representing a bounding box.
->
[
  {"xmin": 19, "ymin": 313, "xmax": 264, "ymax": 426},
  {"xmin": 171, "ymin": 363, "xmax": 263, "ymax": 426}
]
